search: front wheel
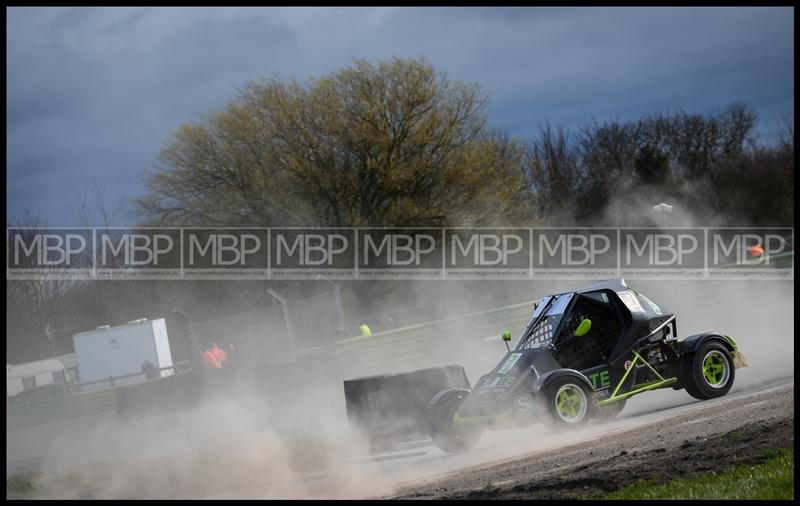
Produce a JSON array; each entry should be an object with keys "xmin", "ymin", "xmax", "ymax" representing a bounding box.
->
[
  {"xmin": 428, "ymin": 391, "xmax": 481, "ymax": 453},
  {"xmin": 542, "ymin": 378, "xmax": 593, "ymax": 428},
  {"xmin": 682, "ymin": 341, "xmax": 735, "ymax": 400}
]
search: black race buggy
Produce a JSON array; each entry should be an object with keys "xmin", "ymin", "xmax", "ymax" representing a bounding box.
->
[{"xmin": 344, "ymin": 279, "xmax": 748, "ymax": 454}]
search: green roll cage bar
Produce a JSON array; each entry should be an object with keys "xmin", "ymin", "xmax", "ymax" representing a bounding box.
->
[
  {"xmin": 597, "ymin": 315, "xmax": 680, "ymax": 407},
  {"xmin": 597, "ymin": 350, "xmax": 678, "ymax": 407}
]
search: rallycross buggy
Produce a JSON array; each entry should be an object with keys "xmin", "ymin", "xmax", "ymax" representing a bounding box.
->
[{"xmin": 343, "ymin": 279, "xmax": 748, "ymax": 454}]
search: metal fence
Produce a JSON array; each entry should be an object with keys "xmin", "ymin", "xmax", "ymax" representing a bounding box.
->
[
  {"xmin": 186, "ymin": 285, "xmax": 346, "ymax": 364},
  {"xmin": 191, "ymin": 303, "xmax": 290, "ymax": 363}
]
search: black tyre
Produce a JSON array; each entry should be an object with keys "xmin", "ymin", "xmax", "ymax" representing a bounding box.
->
[
  {"xmin": 681, "ymin": 341, "xmax": 735, "ymax": 400},
  {"xmin": 542, "ymin": 377, "xmax": 593, "ymax": 428},
  {"xmin": 428, "ymin": 391, "xmax": 481, "ymax": 453},
  {"xmin": 595, "ymin": 398, "xmax": 626, "ymax": 420}
]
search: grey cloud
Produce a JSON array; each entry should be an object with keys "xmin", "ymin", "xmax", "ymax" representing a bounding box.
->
[{"xmin": 6, "ymin": 7, "xmax": 794, "ymax": 225}]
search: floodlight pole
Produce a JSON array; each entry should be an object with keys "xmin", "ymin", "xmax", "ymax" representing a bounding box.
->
[
  {"xmin": 267, "ymin": 288, "xmax": 296, "ymax": 360},
  {"xmin": 173, "ymin": 308, "xmax": 204, "ymax": 372},
  {"xmin": 317, "ymin": 274, "xmax": 347, "ymax": 331},
  {"xmin": 45, "ymin": 323, "xmax": 72, "ymax": 359}
]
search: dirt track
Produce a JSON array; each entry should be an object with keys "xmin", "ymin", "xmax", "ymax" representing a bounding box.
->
[{"xmin": 389, "ymin": 379, "xmax": 794, "ymax": 499}]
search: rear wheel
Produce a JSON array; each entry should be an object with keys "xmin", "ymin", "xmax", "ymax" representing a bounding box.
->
[
  {"xmin": 682, "ymin": 341, "xmax": 735, "ymax": 400},
  {"xmin": 428, "ymin": 392, "xmax": 481, "ymax": 453},
  {"xmin": 542, "ymin": 378, "xmax": 593, "ymax": 428}
]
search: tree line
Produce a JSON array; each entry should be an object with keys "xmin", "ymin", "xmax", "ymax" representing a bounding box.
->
[{"xmin": 137, "ymin": 57, "xmax": 793, "ymax": 229}]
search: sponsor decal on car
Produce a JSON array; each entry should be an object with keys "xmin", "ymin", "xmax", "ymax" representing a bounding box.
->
[
  {"xmin": 594, "ymin": 387, "xmax": 611, "ymax": 399},
  {"xmin": 497, "ymin": 352, "xmax": 523, "ymax": 374},
  {"xmin": 482, "ymin": 375, "xmax": 517, "ymax": 390},
  {"xmin": 587, "ymin": 369, "xmax": 611, "ymax": 389},
  {"xmin": 514, "ymin": 393, "xmax": 534, "ymax": 412}
]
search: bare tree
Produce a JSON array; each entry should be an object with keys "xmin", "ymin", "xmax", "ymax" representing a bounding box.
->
[{"xmin": 136, "ymin": 57, "xmax": 529, "ymax": 228}]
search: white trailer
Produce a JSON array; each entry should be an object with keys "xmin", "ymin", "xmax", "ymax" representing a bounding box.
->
[
  {"xmin": 7, "ymin": 359, "xmax": 67, "ymax": 397},
  {"xmin": 72, "ymin": 318, "xmax": 174, "ymax": 389}
]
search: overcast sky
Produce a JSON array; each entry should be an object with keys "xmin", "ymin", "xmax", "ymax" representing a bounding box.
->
[{"xmin": 6, "ymin": 7, "xmax": 794, "ymax": 226}]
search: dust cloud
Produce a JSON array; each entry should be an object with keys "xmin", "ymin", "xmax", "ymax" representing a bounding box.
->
[
  {"xmin": 633, "ymin": 279, "xmax": 793, "ymax": 389},
  {"xmin": 11, "ymin": 384, "xmax": 394, "ymax": 499}
]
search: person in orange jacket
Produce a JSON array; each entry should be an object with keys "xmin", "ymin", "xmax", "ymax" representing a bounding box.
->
[
  {"xmin": 211, "ymin": 342, "xmax": 228, "ymax": 367},
  {"xmin": 203, "ymin": 343, "xmax": 223, "ymax": 369}
]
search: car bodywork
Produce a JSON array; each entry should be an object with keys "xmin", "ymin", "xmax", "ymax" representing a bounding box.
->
[{"xmin": 445, "ymin": 278, "xmax": 744, "ymax": 428}]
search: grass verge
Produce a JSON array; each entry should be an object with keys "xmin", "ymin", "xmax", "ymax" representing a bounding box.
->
[{"xmin": 599, "ymin": 446, "xmax": 794, "ymax": 500}]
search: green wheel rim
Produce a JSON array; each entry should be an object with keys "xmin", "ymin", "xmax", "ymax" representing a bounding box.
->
[
  {"xmin": 554, "ymin": 384, "xmax": 587, "ymax": 423},
  {"xmin": 702, "ymin": 350, "xmax": 730, "ymax": 388}
]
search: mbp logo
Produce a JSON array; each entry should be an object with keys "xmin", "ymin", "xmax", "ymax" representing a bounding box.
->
[
  {"xmin": 270, "ymin": 229, "xmax": 355, "ymax": 277},
  {"xmin": 446, "ymin": 229, "xmax": 529, "ymax": 278},
  {"xmin": 96, "ymin": 229, "xmax": 181, "ymax": 276},
  {"xmin": 708, "ymin": 228, "xmax": 793, "ymax": 278},
  {"xmin": 358, "ymin": 229, "xmax": 442, "ymax": 278},
  {"xmin": 621, "ymin": 229, "xmax": 704, "ymax": 278},
  {"xmin": 533, "ymin": 229, "xmax": 617, "ymax": 277},
  {"xmin": 363, "ymin": 232, "xmax": 436, "ymax": 266},
  {"xmin": 184, "ymin": 229, "xmax": 268, "ymax": 277},
  {"xmin": 7, "ymin": 228, "xmax": 92, "ymax": 276}
]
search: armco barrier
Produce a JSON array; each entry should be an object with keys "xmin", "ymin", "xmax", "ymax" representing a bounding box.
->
[{"xmin": 314, "ymin": 301, "xmax": 538, "ymax": 378}]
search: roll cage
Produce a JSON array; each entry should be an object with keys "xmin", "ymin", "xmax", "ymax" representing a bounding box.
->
[{"xmin": 513, "ymin": 279, "xmax": 680, "ymax": 373}]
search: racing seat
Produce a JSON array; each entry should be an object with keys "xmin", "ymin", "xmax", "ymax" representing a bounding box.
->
[{"xmin": 552, "ymin": 295, "xmax": 622, "ymax": 371}]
